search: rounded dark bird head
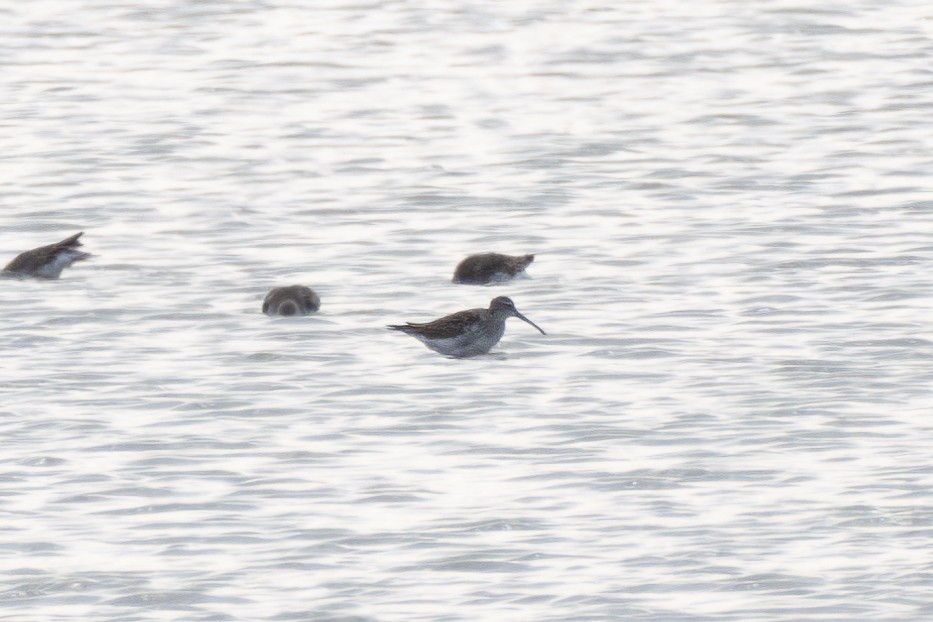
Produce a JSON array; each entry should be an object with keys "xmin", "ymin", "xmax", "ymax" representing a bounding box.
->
[
  {"xmin": 489, "ymin": 296, "xmax": 546, "ymax": 334},
  {"xmin": 262, "ymin": 285, "xmax": 320, "ymax": 316},
  {"xmin": 278, "ymin": 300, "xmax": 300, "ymax": 316}
]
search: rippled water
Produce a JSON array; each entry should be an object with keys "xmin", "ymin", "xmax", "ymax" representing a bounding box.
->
[{"xmin": 2, "ymin": 1, "xmax": 933, "ymax": 620}]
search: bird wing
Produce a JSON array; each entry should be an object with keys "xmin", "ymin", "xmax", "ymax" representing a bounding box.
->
[
  {"xmin": 400, "ymin": 309, "xmax": 484, "ymax": 339},
  {"xmin": 4, "ymin": 232, "xmax": 85, "ymax": 273},
  {"xmin": 55, "ymin": 232, "xmax": 84, "ymax": 248}
]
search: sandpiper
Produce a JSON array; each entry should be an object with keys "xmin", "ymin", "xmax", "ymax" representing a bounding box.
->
[
  {"xmin": 388, "ymin": 296, "xmax": 545, "ymax": 357},
  {"xmin": 452, "ymin": 252, "xmax": 535, "ymax": 285},
  {"xmin": 3, "ymin": 232, "xmax": 92, "ymax": 279},
  {"xmin": 262, "ymin": 285, "xmax": 321, "ymax": 316}
]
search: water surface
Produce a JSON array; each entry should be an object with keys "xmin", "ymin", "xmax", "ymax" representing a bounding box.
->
[{"xmin": 2, "ymin": 1, "xmax": 932, "ymax": 620}]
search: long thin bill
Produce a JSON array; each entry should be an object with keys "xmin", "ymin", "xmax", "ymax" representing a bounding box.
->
[{"xmin": 513, "ymin": 309, "xmax": 546, "ymax": 335}]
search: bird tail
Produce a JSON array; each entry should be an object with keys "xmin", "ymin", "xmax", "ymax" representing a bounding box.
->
[
  {"xmin": 57, "ymin": 232, "xmax": 85, "ymax": 249},
  {"xmin": 69, "ymin": 251, "xmax": 92, "ymax": 262},
  {"xmin": 58, "ymin": 233, "xmax": 91, "ymax": 261}
]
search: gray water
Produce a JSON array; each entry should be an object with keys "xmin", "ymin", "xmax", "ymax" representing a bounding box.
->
[{"xmin": 2, "ymin": 1, "xmax": 933, "ymax": 620}]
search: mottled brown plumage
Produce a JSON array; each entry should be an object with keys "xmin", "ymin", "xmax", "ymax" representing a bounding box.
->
[
  {"xmin": 262, "ymin": 285, "xmax": 321, "ymax": 316},
  {"xmin": 3, "ymin": 232, "xmax": 91, "ymax": 279},
  {"xmin": 388, "ymin": 296, "xmax": 545, "ymax": 357},
  {"xmin": 453, "ymin": 253, "xmax": 534, "ymax": 284},
  {"xmin": 393, "ymin": 308, "xmax": 487, "ymax": 341}
]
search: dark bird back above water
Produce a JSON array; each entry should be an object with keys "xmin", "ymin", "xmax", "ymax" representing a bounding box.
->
[
  {"xmin": 452, "ymin": 253, "xmax": 534, "ymax": 284},
  {"xmin": 388, "ymin": 296, "xmax": 545, "ymax": 357},
  {"xmin": 262, "ymin": 285, "xmax": 321, "ymax": 316},
  {"xmin": 3, "ymin": 232, "xmax": 91, "ymax": 279}
]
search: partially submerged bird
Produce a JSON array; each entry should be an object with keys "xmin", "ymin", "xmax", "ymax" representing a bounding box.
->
[
  {"xmin": 263, "ymin": 285, "xmax": 321, "ymax": 316},
  {"xmin": 3, "ymin": 232, "xmax": 91, "ymax": 279},
  {"xmin": 388, "ymin": 296, "xmax": 545, "ymax": 357},
  {"xmin": 453, "ymin": 252, "xmax": 534, "ymax": 284}
]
